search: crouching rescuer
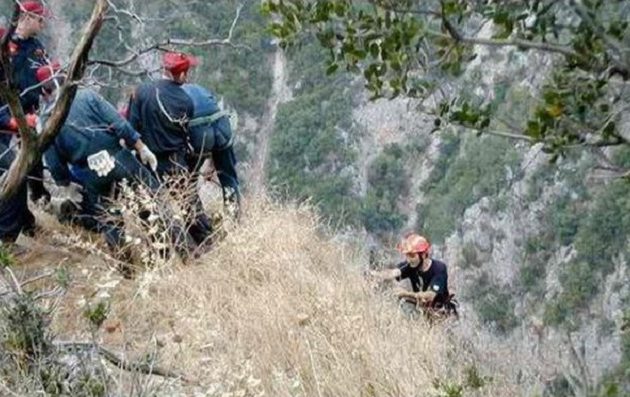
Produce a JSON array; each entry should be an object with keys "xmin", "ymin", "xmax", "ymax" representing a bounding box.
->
[
  {"xmin": 368, "ymin": 233, "xmax": 458, "ymax": 319},
  {"xmin": 37, "ymin": 64, "xmax": 197, "ymax": 262}
]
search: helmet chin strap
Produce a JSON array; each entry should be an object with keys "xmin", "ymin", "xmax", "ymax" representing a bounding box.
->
[{"xmin": 421, "ymin": 257, "xmax": 432, "ymax": 271}]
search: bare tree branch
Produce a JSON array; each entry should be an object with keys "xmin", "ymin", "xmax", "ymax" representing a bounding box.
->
[
  {"xmin": 0, "ymin": 266, "xmax": 22, "ymax": 295},
  {"xmin": 570, "ymin": 0, "xmax": 629, "ymax": 75},
  {"xmin": 19, "ymin": 271, "xmax": 56, "ymax": 288},
  {"xmin": 106, "ymin": 0, "xmax": 143, "ymax": 23},
  {"xmin": 450, "ymin": 124, "xmax": 534, "ymax": 142},
  {"xmin": 460, "ymin": 36, "xmax": 579, "ymax": 58},
  {"xmin": 55, "ymin": 341, "xmax": 189, "ymax": 381},
  {"xmin": 427, "ymin": 26, "xmax": 581, "ymax": 59},
  {"xmin": 0, "ymin": 0, "xmax": 110, "ymax": 201},
  {"xmin": 430, "ymin": 2, "xmax": 584, "ymax": 62},
  {"xmin": 89, "ymin": 4, "xmax": 249, "ymax": 69}
]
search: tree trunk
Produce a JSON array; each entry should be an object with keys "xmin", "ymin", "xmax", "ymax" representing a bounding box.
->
[{"xmin": 0, "ymin": 0, "xmax": 109, "ymax": 203}]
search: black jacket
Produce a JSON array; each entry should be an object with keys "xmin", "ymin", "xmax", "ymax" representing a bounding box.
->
[
  {"xmin": 0, "ymin": 35, "xmax": 48, "ymax": 144},
  {"xmin": 128, "ymin": 79, "xmax": 193, "ymax": 154}
]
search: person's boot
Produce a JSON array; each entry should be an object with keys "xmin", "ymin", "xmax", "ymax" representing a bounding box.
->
[
  {"xmin": 175, "ymin": 231, "xmax": 199, "ymax": 263},
  {"xmin": 223, "ymin": 187, "xmax": 240, "ymax": 221},
  {"xmin": 56, "ymin": 199, "xmax": 81, "ymax": 224},
  {"xmin": 28, "ymin": 176, "xmax": 52, "ymax": 206},
  {"xmin": 20, "ymin": 222, "xmax": 43, "ymax": 239}
]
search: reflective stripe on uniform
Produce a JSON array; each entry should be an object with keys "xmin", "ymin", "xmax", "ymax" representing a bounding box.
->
[{"xmin": 188, "ymin": 110, "xmax": 231, "ymax": 127}]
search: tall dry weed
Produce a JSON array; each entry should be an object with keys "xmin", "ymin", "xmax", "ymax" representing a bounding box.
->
[{"xmin": 93, "ymin": 196, "xmax": 526, "ymax": 396}]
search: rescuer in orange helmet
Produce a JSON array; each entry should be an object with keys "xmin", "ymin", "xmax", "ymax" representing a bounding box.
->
[{"xmin": 368, "ymin": 233, "xmax": 457, "ymax": 316}]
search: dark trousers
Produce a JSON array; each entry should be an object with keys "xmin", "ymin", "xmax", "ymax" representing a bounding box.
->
[
  {"xmin": 155, "ymin": 151, "xmax": 212, "ymax": 245},
  {"xmin": 212, "ymin": 146, "xmax": 240, "ymax": 201},
  {"xmin": 28, "ymin": 159, "xmax": 50, "ymax": 202},
  {"xmin": 0, "ymin": 141, "xmax": 35, "ymax": 243},
  {"xmin": 189, "ymin": 146, "xmax": 240, "ymax": 205},
  {"xmin": 72, "ymin": 149, "xmax": 195, "ymax": 253}
]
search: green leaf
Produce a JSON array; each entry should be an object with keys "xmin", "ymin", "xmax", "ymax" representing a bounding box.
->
[
  {"xmin": 527, "ymin": 120, "xmax": 542, "ymax": 139},
  {"xmin": 602, "ymin": 122, "xmax": 616, "ymax": 137},
  {"xmin": 369, "ymin": 42, "xmax": 380, "ymax": 58},
  {"xmin": 334, "ymin": 2, "xmax": 346, "ymax": 17}
]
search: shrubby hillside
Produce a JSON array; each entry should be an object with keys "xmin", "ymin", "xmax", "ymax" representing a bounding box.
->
[{"xmin": 0, "ymin": 1, "xmax": 628, "ymax": 395}]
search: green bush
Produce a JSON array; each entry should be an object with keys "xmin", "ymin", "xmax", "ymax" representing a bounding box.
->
[
  {"xmin": 268, "ymin": 41, "xmax": 361, "ymax": 223},
  {"xmin": 361, "ymin": 144, "xmax": 409, "ymax": 233},
  {"xmin": 573, "ymin": 181, "xmax": 630, "ymax": 275},
  {"xmin": 543, "ymin": 260, "xmax": 598, "ymax": 327},
  {"xmin": 524, "ymin": 162, "xmax": 556, "ymax": 203},
  {"xmin": 546, "ymin": 194, "xmax": 582, "ymax": 246},
  {"xmin": 418, "ymin": 134, "xmax": 521, "ymax": 243},
  {"xmin": 423, "ymin": 130, "xmax": 461, "ymax": 189},
  {"xmin": 519, "ymin": 234, "xmax": 554, "ymax": 295},
  {"xmin": 460, "ymin": 243, "xmax": 482, "ymax": 269},
  {"xmin": 470, "ymin": 273, "xmax": 519, "ymax": 334}
]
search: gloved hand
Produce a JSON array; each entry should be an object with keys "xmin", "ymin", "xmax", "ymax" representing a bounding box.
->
[
  {"xmin": 25, "ymin": 114, "xmax": 38, "ymax": 128},
  {"xmin": 57, "ymin": 182, "xmax": 83, "ymax": 203},
  {"xmin": 6, "ymin": 114, "xmax": 38, "ymax": 131},
  {"xmin": 138, "ymin": 144, "xmax": 158, "ymax": 172}
]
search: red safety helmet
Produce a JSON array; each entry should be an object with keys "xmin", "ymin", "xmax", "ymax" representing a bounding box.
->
[
  {"xmin": 162, "ymin": 51, "xmax": 198, "ymax": 75},
  {"xmin": 20, "ymin": 1, "xmax": 52, "ymax": 18},
  {"xmin": 397, "ymin": 233, "xmax": 431, "ymax": 255}
]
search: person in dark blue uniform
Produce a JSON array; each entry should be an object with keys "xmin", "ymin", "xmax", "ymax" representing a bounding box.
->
[
  {"xmin": 3, "ymin": 1, "xmax": 52, "ymax": 203},
  {"xmin": 0, "ymin": 1, "xmax": 52, "ymax": 245},
  {"xmin": 128, "ymin": 51, "xmax": 212, "ymax": 246},
  {"xmin": 36, "ymin": 65, "xmax": 196, "ymax": 262},
  {"xmin": 182, "ymin": 83, "xmax": 240, "ymax": 218}
]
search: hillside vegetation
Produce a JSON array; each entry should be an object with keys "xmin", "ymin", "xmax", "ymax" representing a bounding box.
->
[
  {"xmin": 0, "ymin": 1, "xmax": 628, "ymax": 395},
  {"xmin": 3, "ymin": 198, "xmax": 519, "ymax": 396}
]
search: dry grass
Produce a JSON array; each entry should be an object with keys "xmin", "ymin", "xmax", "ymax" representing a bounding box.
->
[{"xmin": 31, "ymin": 195, "xmax": 518, "ymax": 396}]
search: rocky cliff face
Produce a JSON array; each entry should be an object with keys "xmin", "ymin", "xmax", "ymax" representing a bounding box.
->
[{"xmin": 344, "ymin": 26, "xmax": 630, "ymax": 389}]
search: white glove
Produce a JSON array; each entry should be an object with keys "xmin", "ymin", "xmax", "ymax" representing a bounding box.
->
[
  {"xmin": 138, "ymin": 145, "xmax": 158, "ymax": 172},
  {"xmin": 87, "ymin": 150, "xmax": 116, "ymax": 177},
  {"xmin": 57, "ymin": 182, "xmax": 83, "ymax": 203}
]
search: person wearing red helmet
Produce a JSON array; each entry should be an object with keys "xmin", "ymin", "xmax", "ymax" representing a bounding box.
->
[
  {"xmin": 2, "ymin": 1, "xmax": 53, "ymax": 203},
  {"xmin": 128, "ymin": 51, "xmax": 212, "ymax": 247},
  {"xmin": 0, "ymin": 1, "xmax": 53, "ymax": 246},
  {"xmin": 368, "ymin": 233, "xmax": 454, "ymax": 313},
  {"xmin": 36, "ymin": 65, "xmax": 196, "ymax": 265},
  {"xmin": 128, "ymin": 51, "xmax": 199, "ymax": 168}
]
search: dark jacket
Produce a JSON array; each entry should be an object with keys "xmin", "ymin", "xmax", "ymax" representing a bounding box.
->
[
  {"xmin": 10, "ymin": 34, "xmax": 48, "ymax": 113},
  {"xmin": 0, "ymin": 34, "xmax": 49, "ymax": 144},
  {"xmin": 128, "ymin": 79, "xmax": 193, "ymax": 154},
  {"xmin": 43, "ymin": 88, "xmax": 140, "ymax": 185},
  {"xmin": 181, "ymin": 84, "xmax": 233, "ymax": 153}
]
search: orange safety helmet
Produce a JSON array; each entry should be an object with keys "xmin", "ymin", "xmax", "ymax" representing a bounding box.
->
[{"xmin": 397, "ymin": 233, "xmax": 431, "ymax": 255}]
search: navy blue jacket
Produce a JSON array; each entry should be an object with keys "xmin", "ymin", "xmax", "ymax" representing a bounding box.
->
[
  {"xmin": 43, "ymin": 88, "xmax": 140, "ymax": 186},
  {"xmin": 182, "ymin": 84, "xmax": 233, "ymax": 153},
  {"xmin": 0, "ymin": 35, "xmax": 49, "ymax": 144},
  {"xmin": 129, "ymin": 79, "xmax": 193, "ymax": 154},
  {"xmin": 10, "ymin": 35, "xmax": 48, "ymax": 113}
]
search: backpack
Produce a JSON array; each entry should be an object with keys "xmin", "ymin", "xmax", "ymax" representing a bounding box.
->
[{"xmin": 183, "ymin": 84, "xmax": 237, "ymax": 155}]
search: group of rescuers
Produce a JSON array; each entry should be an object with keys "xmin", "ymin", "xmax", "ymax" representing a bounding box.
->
[
  {"xmin": 0, "ymin": 1, "xmax": 239, "ymax": 263},
  {"xmin": 0, "ymin": 2, "xmax": 457, "ymax": 317}
]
